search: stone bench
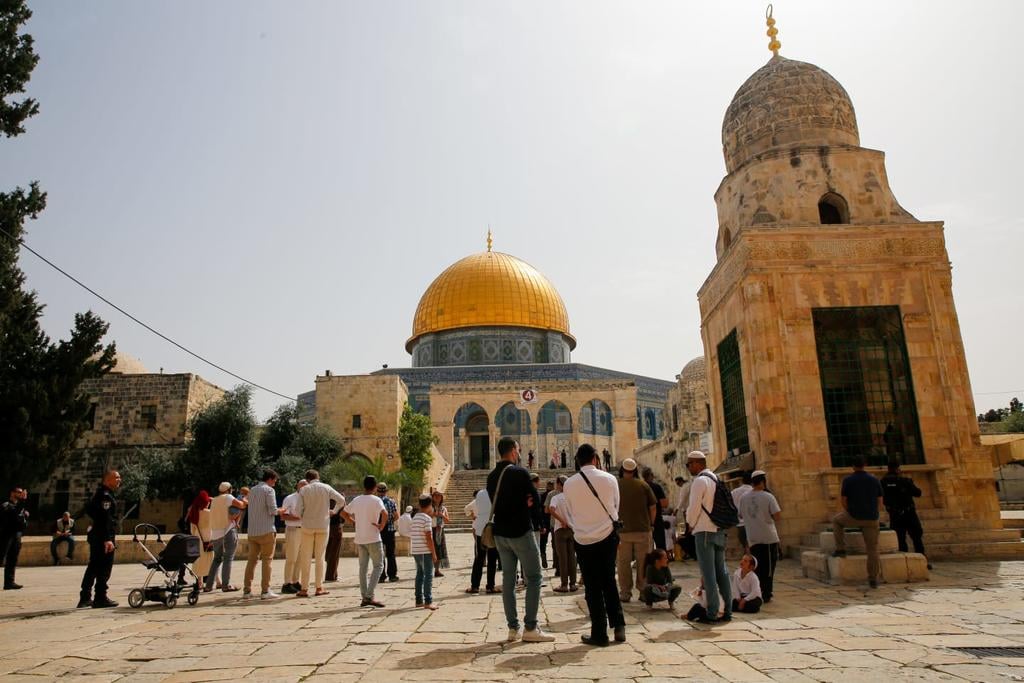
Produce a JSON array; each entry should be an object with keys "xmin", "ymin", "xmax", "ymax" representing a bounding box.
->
[
  {"xmin": 801, "ymin": 549, "xmax": 930, "ymax": 585},
  {"xmin": 7, "ymin": 533, "xmax": 411, "ymax": 567}
]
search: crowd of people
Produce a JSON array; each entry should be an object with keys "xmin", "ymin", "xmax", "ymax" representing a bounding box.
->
[{"xmin": 2, "ymin": 445, "xmax": 930, "ymax": 647}]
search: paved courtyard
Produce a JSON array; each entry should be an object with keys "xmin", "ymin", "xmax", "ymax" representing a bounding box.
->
[{"xmin": 1, "ymin": 533, "xmax": 1023, "ymax": 682}]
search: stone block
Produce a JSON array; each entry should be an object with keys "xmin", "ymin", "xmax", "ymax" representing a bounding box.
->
[
  {"xmin": 819, "ymin": 529, "xmax": 898, "ymax": 554},
  {"xmin": 827, "ymin": 554, "xmax": 868, "ymax": 584},
  {"xmin": 879, "ymin": 554, "xmax": 909, "ymax": 583},
  {"xmin": 906, "ymin": 553, "xmax": 930, "ymax": 581}
]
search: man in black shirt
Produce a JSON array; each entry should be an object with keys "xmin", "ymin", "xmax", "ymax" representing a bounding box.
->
[
  {"xmin": 881, "ymin": 460, "xmax": 929, "ymax": 567},
  {"xmin": 80, "ymin": 470, "xmax": 122, "ymax": 608},
  {"xmin": 831, "ymin": 455, "xmax": 884, "ymax": 588},
  {"xmin": 1, "ymin": 486, "xmax": 29, "ymax": 589},
  {"xmin": 642, "ymin": 468, "xmax": 668, "ymax": 551},
  {"xmin": 487, "ymin": 437, "xmax": 554, "ymax": 643}
]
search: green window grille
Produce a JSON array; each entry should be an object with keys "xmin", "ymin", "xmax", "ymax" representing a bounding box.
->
[
  {"xmin": 717, "ymin": 330, "xmax": 750, "ymax": 455},
  {"xmin": 812, "ymin": 306, "xmax": 924, "ymax": 467}
]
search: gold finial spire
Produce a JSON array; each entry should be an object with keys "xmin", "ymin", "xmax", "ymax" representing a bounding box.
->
[
  {"xmin": 766, "ymin": 4, "xmax": 781, "ymax": 56},
  {"xmin": 486, "ymin": 227, "xmax": 493, "ymax": 252}
]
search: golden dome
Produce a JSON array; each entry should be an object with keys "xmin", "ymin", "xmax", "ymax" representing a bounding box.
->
[{"xmin": 407, "ymin": 250, "xmax": 575, "ymax": 352}]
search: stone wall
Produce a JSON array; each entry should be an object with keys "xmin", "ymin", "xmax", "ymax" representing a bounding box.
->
[
  {"xmin": 697, "ymin": 222, "xmax": 1002, "ymax": 548},
  {"xmin": 314, "ymin": 374, "xmax": 406, "ymax": 467}
]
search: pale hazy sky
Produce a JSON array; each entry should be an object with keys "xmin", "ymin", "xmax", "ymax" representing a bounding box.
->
[{"xmin": 3, "ymin": 1, "xmax": 1021, "ymax": 420}]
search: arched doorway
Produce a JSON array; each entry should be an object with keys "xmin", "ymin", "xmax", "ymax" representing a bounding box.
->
[
  {"xmin": 579, "ymin": 399, "xmax": 614, "ymax": 458},
  {"xmin": 454, "ymin": 403, "xmax": 490, "ymax": 470},
  {"xmin": 537, "ymin": 400, "xmax": 573, "ymax": 467}
]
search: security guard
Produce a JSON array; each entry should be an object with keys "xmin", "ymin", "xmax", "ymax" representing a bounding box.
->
[
  {"xmin": 881, "ymin": 459, "xmax": 930, "ymax": 568},
  {"xmin": 79, "ymin": 470, "xmax": 121, "ymax": 608},
  {"xmin": 1, "ymin": 486, "xmax": 29, "ymax": 589}
]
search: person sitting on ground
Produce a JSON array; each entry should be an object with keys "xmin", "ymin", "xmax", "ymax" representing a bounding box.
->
[
  {"xmin": 642, "ymin": 548, "xmax": 682, "ymax": 608},
  {"xmin": 684, "ymin": 578, "xmax": 708, "ymax": 622},
  {"xmin": 730, "ymin": 554, "xmax": 763, "ymax": 614}
]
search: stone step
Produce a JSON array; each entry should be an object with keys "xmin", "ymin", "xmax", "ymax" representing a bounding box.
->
[
  {"xmin": 926, "ymin": 540, "xmax": 1024, "ymax": 561},
  {"xmin": 1002, "ymin": 518, "xmax": 1024, "ymax": 530},
  {"xmin": 801, "ymin": 550, "xmax": 929, "ymax": 585},
  {"xmin": 802, "ymin": 527, "xmax": 1021, "ymax": 547}
]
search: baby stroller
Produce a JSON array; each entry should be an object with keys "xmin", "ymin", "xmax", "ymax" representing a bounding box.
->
[{"xmin": 127, "ymin": 523, "xmax": 201, "ymax": 609}]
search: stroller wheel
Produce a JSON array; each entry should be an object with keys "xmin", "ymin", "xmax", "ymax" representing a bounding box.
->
[
  {"xmin": 128, "ymin": 589, "xmax": 145, "ymax": 608},
  {"xmin": 187, "ymin": 591, "xmax": 199, "ymax": 606},
  {"xmin": 165, "ymin": 594, "xmax": 177, "ymax": 609}
]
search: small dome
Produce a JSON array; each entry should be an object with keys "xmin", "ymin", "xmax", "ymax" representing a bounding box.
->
[
  {"xmin": 680, "ymin": 356, "xmax": 706, "ymax": 383},
  {"xmin": 407, "ymin": 250, "xmax": 575, "ymax": 353},
  {"xmin": 109, "ymin": 352, "xmax": 149, "ymax": 374},
  {"xmin": 722, "ymin": 56, "xmax": 859, "ymax": 173}
]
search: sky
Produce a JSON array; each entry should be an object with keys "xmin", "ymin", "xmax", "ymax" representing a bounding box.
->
[{"xmin": 3, "ymin": 1, "xmax": 1022, "ymax": 420}]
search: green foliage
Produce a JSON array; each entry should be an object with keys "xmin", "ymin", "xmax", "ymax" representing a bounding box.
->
[
  {"xmin": 119, "ymin": 448, "xmax": 179, "ymax": 502},
  {"xmin": 1005, "ymin": 411, "xmax": 1024, "ymax": 434},
  {"xmin": 0, "ymin": 0, "xmax": 39, "ymax": 137},
  {"xmin": 322, "ymin": 454, "xmax": 419, "ymax": 492},
  {"xmin": 0, "ymin": 2, "xmax": 115, "ymax": 490},
  {"xmin": 181, "ymin": 386, "xmax": 260, "ymax": 493},
  {"xmin": 258, "ymin": 402, "xmax": 342, "ymax": 495},
  {"xmin": 398, "ymin": 402, "xmax": 436, "ymax": 476}
]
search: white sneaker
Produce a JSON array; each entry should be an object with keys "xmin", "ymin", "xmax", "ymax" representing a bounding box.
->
[
  {"xmin": 242, "ymin": 590, "xmax": 254, "ymax": 599},
  {"xmin": 260, "ymin": 591, "xmax": 280, "ymax": 600},
  {"xmin": 506, "ymin": 627, "xmax": 521, "ymax": 642},
  {"xmin": 522, "ymin": 627, "xmax": 555, "ymax": 643}
]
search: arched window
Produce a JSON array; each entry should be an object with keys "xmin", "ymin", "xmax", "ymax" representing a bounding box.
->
[{"xmin": 818, "ymin": 192, "xmax": 850, "ymax": 225}]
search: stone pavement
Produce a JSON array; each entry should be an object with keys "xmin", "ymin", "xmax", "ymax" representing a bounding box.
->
[{"xmin": 1, "ymin": 533, "xmax": 1023, "ymax": 682}]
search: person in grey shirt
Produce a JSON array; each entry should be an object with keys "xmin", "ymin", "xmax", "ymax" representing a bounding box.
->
[{"xmin": 243, "ymin": 469, "xmax": 281, "ymax": 599}]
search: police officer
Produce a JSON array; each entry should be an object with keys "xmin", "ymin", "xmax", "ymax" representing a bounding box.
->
[
  {"xmin": 2, "ymin": 486, "xmax": 30, "ymax": 590},
  {"xmin": 79, "ymin": 470, "xmax": 121, "ymax": 608},
  {"xmin": 881, "ymin": 459, "xmax": 930, "ymax": 569}
]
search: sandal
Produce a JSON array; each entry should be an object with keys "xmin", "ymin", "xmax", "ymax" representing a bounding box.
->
[
  {"xmin": 222, "ymin": 585, "xmax": 239, "ymax": 592},
  {"xmin": 465, "ymin": 588, "xmax": 480, "ymax": 594},
  {"xmin": 295, "ymin": 590, "xmax": 309, "ymax": 597},
  {"xmin": 315, "ymin": 589, "xmax": 330, "ymax": 596},
  {"xmin": 553, "ymin": 586, "xmax": 570, "ymax": 593}
]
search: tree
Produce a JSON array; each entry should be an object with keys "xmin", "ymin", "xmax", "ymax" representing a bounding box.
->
[
  {"xmin": 398, "ymin": 402, "xmax": 436, "ymax": 477},
  {"xmin": 258, "ymin": 402, "xmax": 343, "ymax": 495},
  {"xmin": 1011, "ymin": 397, "xmax": 1022, "ymax": 415},
  {"xmin": 178, "ymin": 386, "xmax": 260, "ymax": 494},
  {"xmin": 0, "ymin": 0, "xmax": 115, "ymax": 491},
  {"xmin": 322, "ymin": 454, "xmax": 419, "ymax": 493},
  {"xmin": 1005, "ymin": 412, "xmax": 1024, "ymax": 434}
]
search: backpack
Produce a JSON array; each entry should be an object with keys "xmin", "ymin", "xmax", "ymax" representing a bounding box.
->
[{"xmin": 698, "ymin": 472, "xmax": 739, "ymax": 530}]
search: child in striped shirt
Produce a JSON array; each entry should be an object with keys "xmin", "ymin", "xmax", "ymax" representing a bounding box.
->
[{"xmin": 410, "ymin": 494, "xmax": 439, "ymax": 610}]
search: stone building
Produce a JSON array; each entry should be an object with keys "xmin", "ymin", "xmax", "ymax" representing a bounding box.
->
[
  {"xmin": 696, "ymin": 39, "xmax": 1008, "ymax": 556},
  {"xmin": 304, "ymin": 239, "xmax": 673, "ymax": 472},
  {"xmin": 37, "ymin": 353, "xmax": 225, "ymax": 529}
]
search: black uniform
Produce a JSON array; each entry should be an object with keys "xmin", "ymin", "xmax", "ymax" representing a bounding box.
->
[
  {"xmin": 1, "ymin": 498, "xmax": 29, "ymax": 588},
  {"xmin": 80, "ymin": 484, "xmax": 118, "ymax": 604},
  {"xmin": 647, "ymin": 480, "xmax": 668, "ymax": 551},
  {"xmin": 880, "ymin": 473, "xmax": 925, "ymax": 555}
]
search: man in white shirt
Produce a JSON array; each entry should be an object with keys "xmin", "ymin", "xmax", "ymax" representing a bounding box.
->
[
  {"xmin": 342, "ymin": 476, "xmax": 388, "ymax": 607},
  {"xmin": 466, "ymin": 488, "xmax": 498, "ymax": 594},
  {"xmin": 684, "ymin": 451, "xmax": 732, "ymax": 624},
  {"xmin": 295, "ymin": 470, "xmax": 345, "ymax": 598},
  {"xmin": 562, "ymin": 444, "xmax": 625, "ymax": 647},
  {"xmin": 731, "ymin": 472, "xmax": 754, "ymax": 551},
  {"xmin": 278, "ymin": 479, "xmax": 307, "ymax": 594},
  {"xmin": 397, "ymin": 506, "xmax": 414, "ymax": 537}
]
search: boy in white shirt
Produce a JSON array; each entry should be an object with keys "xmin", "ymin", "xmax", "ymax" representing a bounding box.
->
[
  {"xmin": 410, "ymin": 494, "xmax": 439, "ymax": 610},
  {"xmin": 397, "ymin": 506, "xmax": 414, "ymax": 537},
  {"xmin": 341, "ymin": 476, "xmax": 387, "ymax": 608},
  {"xmin": 730, "ymin": 554, "xmax": 763, "ymax": 613}
]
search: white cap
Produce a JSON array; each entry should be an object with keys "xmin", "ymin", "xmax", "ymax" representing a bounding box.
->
[
  {"xmin": 405, "ymin": 506, "xmax": 413, "ymax": 513},
  {"xmin": 621, "ymin": 458, "xmax": 638, "ymax": 471},
  {"xmin": 218, "ymin": 482, "xmax": 231, "ymax": 493},
  {"xmin": 687, "ymin": 451, "xmax": 707, "ymax": 461},
  {"xmin": 751, "ymin": 470, "xmax": 766, "ymax": 478}
]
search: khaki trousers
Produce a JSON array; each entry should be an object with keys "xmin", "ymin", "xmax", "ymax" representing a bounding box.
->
[
  {"xmin": 298, "ymin": 528, "xmax": 329, "ymax": 591},
  {"xmin": 616, "ymin": 530, "xmax": 653, "ymax": 600},
  {"xmin": 283, "ymin": 526, "xmax": 302, "ymax": 584},
  {"xmin": 243, "ymin": 532, "xmax": 276, "ymax": 594},
  {"xmin": 832, "ymin": 511, "xmax": 881, "ymax": 582}
]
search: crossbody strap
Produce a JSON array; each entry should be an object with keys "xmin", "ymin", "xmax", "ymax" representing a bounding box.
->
[
  {"xmin": 486, "ymin": 465, "xmax": 510, "ymax": 524},
  {"xmin": 697, "ymin": 471, "xmax": 716, "ymax": 521},
  {"xmin": 578, "ymin": 470, "xmax": 616, "ymax": 524}
]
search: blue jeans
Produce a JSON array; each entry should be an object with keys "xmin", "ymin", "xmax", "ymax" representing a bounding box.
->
[
  {"xmin": 694, "ymin": 530, "xmax": 731, "ymax": 619},
  {"xmin": 495, "ymin": 531, "xmax": 543, "ymax": 630},
  {"xmin": 357, "ymin": 541, "xmax": 383, "ymax": 600},
  {"xmin": 413, "ymin": 553, "xmax": 434, "ymax": 604},
  {"xmin": 206, "ymin": 528, "xmax": 238, "ymax": 590}
]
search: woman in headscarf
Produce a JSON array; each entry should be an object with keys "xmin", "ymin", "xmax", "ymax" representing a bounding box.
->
[{"xmin": 187, "ymin": 490, "xmax": 214, "ymax": 584}]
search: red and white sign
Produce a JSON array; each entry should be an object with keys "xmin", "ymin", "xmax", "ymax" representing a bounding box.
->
[{"xmin": 518, "ymin": 388, "xmax": 538, "ymax": 404}]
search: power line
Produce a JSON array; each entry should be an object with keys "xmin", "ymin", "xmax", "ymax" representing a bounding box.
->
[
  {"xmin": 975, "ymin": 390, "xmax": 1023, "ymax": 396},
  {"xmin": 0, "ymin": 226, "xmax": 296, "ymax": 403}
]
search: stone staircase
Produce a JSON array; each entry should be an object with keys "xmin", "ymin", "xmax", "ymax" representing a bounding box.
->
[
  {"xmin": 442, "ymin": 466, "xmax": 580, "ymax": 533},
  {"xmin": 791, "ymin": 509, "xmax": 1024, "ymax": 562},
  {"xmin": 801, "ymin": 528, "xmax": 930, "ymax": 585}
]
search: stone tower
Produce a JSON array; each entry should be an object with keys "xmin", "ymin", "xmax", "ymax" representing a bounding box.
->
[{"xmin": 697, "ymin": 37, "xmax": 1002, "ymax": 552}]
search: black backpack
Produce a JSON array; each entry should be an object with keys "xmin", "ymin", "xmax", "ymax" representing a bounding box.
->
[{"xmin": 698, "ymin": 472, "xmax": 739, "ymax": 529}]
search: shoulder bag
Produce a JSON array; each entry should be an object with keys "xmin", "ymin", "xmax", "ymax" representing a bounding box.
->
[{"xmin": 480, "ymin": 465, "xmax": 509, "ymax": 549}]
